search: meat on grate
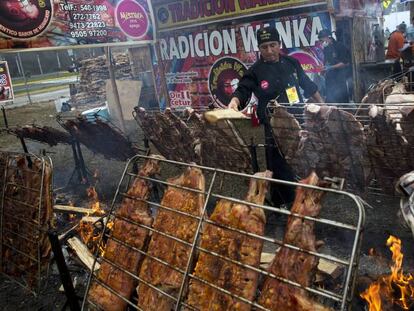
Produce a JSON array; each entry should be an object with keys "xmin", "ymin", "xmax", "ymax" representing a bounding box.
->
[
  {"xmin": 136, "ymin": 166, "xmax": 205, "ymax": 311},
  {"xmin": 88, "ymin": 157, "xmax": 161, "ymax": 311},
  {"xmin": 186, "ymin": 171, "xmax": 271, "ymax": 311},
  {"xmin": 258, "ymin": 172, "xmax": 331, "ymax": 311}
]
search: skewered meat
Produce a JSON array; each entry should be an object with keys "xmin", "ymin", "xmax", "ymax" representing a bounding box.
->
[
  {"xmin": 1, "ymin": 154, "xmax": 53, "ymax": 288},
  {"xmin": 135, "ymin": 107, "xmax": 198, "ymax": 164},
  {"xmin": 88, "ymin": 157, "xmax": 161, "ymax": 311},
  {"xmin": 400, "ymin": 106, "xmax": 414, "ymax": 147},
  {"xmin": 269, "ymin": 104, "xmax": 301, "ymax": 165},
  {"xmin": 5, "ymin": 125, "xmax": 72, "ymax": 146},
  {"xmin": 137, "ymin": 167, "xmax": 205, "ymax": 311},
  {"xmin": 366, "ymin": 105, "xmax": 413, "ymax": 194},
  {"xmin": 136, "ymin": 108, "xmax": 252, "ymax": 172},
  {"xmin": 186, "ymin": 171, "xmax": 271, "ymax": 311},
  {"xmin": 61, "ymin": 116, "xmax": 137, "ymax": 161},
  {"xmin": 300, "ymin": 105, "xmax": 367, "ymax": 193},
  {"xmin": 258, "ymin": 172, "xmax": 331, "ymax": 311},
  {"xmin": 186, "ymin": 110, "xmax": 252, "ymax": 173},
  {"xmin": 361, "ymin": 79, "xmax": 393, "ymax": 105},
  {"xmin": 270, "ymin": 105, "xmax": 367, "ymax": 193}
]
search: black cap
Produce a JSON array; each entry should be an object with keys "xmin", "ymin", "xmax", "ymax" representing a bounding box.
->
[
  {"xmin": 318, "ymin": 29, "xmax": 332, "ymax": 39},
  {"xmin": 257, "ymin": 27, "xmax": 280, "ymax": 46}
]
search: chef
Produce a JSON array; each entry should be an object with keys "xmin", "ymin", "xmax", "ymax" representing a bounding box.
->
[{"xmin": 228, "ymin": 26, "xmax": 324, "ymax": 207}]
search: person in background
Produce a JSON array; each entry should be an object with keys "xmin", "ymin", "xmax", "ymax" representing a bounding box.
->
[
  {"xmin": 386, "ymin": 23, "xmax": 407, "ymax": 77},
  {"xmin": 318, "ymin": 29, "xmax": 351, "ymax": 104},
  {"xmin": 228, "ymin": 26, "xmax": 324, "ymax": 208},
  {"xmin": 406, "ymin": 18, "xmax": 414, "ymax": 42}
]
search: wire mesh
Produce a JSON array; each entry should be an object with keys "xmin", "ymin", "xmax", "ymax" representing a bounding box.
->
[
  {"xmin": 82, "ymin": 154, "xmax": 366, "ymax": 311},
  {"xmin": 133, "ymin": 107, "xmax": 253, "ymax": 173},
  {"xmin": 0, "ymin": 151, "xmax": 53, "ymax": 295},
  {"xmin": 56, "ymin": 113, "xmax": 144, "ymax": 161},
  {"xmin": 267, "ymin": 96, "xmax": 414, "ymax": 197}
]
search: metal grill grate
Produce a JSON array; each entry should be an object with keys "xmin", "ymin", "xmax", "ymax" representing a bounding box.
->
[
  {"xmin": 82, "ymin": 155, "xmax": 366, "ymax": 311},
  {"xmin": 0, "ymin": 151, "xmax": 53, "ymax": 295}
]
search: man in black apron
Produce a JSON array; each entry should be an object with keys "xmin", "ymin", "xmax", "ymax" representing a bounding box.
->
[{"xmin": 228, "ymin": 26, "xmax": 324, "ymax": 207}]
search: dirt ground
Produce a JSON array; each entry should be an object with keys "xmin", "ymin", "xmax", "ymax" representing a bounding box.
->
[{"xmin": 0, "ymin": 102, "xmax": 413, "ymax": 310}]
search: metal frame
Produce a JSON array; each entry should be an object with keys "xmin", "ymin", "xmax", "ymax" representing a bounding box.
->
[
  {"xmin": 0, "ymin": 151, "xmax": 53, "ymax": 295},
  {"xmin": 56, "ymin": 113, "xmax": 144, "ymax": 162},
  {"xmin": 132, "ymin": 107, "xmax": 254, "ymax": 173},
  {"xmin": 82, "ymin": 154, "xmax": 366, "ymax": 311}
]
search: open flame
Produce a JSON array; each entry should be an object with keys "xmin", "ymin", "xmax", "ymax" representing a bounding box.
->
[
  {"xmin": 78, "ymin": 186, "xmax": 114, "ymax": 256},
  {"xmin": 361, "ymin": 236, "xmax": 414, "ymax": 310},
  {"xmin": 86, "ymin": 186, "xmax": 105, "ymax": 216}
]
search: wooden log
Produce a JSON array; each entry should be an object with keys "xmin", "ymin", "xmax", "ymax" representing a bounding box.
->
[
  {"xmin": 67, "ymin": 236, "xmax": 100, "ymax": 271},
  {"xmin": 54, "ymin": 204, "xmax": 95, "ymax": 214}
]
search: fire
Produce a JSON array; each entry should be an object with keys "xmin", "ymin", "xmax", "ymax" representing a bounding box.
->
[
  {"xmin": 86, "ymin": 186, "xmax": 105, "ymax": 216},
  {"xmin": 361, "ymin": 236, "xmax": 414, "ymax": 310},
  {"xmin": 78, "ymin": 187, "xmax": 107, "ymax": 254}
]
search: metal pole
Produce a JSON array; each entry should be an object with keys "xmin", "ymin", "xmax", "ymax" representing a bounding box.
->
[
  {"xmin": 15, "ymin": 56, "xmax": 22, "ymax": 76},
  {"xmin": 56, "ymin": 51, "xmax": 61, "ymax": 70},
  {"xmin": 48, "ymin": 230, "xmax": 81, "ymax": 311},
  {"xmin": 249, "ymin": 138, "xmax": 260, "ymax": 173},
  {"xmin": 105, "ymin": 47, "xmax": 126, "ymax": 133},
  {"xmin": 37, "ymin": 54, "xmax": 43, "ymax": 75},
  {"xmin": 17, "ymin": 53, "xmax": 32, "ymax": 104}
]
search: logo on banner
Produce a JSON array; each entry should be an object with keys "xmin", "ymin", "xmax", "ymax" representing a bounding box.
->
[
  {"xmin": 0, "ymin": 0, "xmax": 53, "ymax": 39},
  {"xmin": 289, "ymin": 51, "xmax": 324, "ymax": 73},
  {"xmin": 116, "ymin": 0, "xmax": 149, "ymax": 39},
  {"xmin": 0, "ymin": 61, "xmax": 14, "ymax": 103},
  {"xmin": 261, "ymin": 80, "xmax": 269, "ymax": 90},
  {"xmin": 209, "ymin": 57, "xmax": 248, "ymax": 108}
]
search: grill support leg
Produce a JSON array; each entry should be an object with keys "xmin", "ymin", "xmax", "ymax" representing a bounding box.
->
[{"xmin": 48, "ymin": 230, "xmax": 81, "ymax": 311}]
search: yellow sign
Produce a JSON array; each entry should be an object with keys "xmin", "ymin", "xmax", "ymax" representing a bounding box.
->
[
  {"xmin": 286, "ymin": 86, "xmax": 300, "ymax": 104},
  {"xmin": 155, "ymin": 0, "xmax": 325, "ymax": 30}
]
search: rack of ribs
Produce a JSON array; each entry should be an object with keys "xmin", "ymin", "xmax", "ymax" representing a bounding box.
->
[
  {"xmin": 88, "ymin": 157, "xmax": 161, "ymax": 311},
  {"xmin": 186, "ymin": 171, "xmax": 271, "ymax": 310},
  {"xmin": 136, "ymin": 166, "xmax": 205, "ymax": 311},
  {"xmin": 258, "ymin": 172, "xmax": 332, "ymax": 311}
]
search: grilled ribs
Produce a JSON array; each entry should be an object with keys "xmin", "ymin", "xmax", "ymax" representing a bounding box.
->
[
  {"xmin": 1, "ymin": 155, "xmax": 52, "ymax": 287},
  {"xmin": 258, "ymin": 172, "xmax": 331, "ymax": 311},
  {"xmin": 88, "ymin": 157, "xmax": 161, "ymax": 311},
  {"xmin": 186, "ymin": 171, "xmax": 271, "ymax": 311},
  {"xmin": 137, "ymin": 167, "xmax": 205, "ymax": 311}
]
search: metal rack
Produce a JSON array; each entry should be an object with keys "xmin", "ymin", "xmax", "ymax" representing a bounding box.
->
[
  {"xmin": 267, "ymin": 99, "xmax": 414, "ymax": 197},
  {"xmin": 0, "ymin": 151, "xmax": 53, "ymax": 295},
  {"xmin": 82, "ymin": 154, "xmax": 366, "ymax": 311},
  {"xmin": 57, "ymin": 113, "xmax": 142, "ymax": 163},
  {"xmin": 133, "ymin": 107, "xmax": 253, "ymax": 173}
]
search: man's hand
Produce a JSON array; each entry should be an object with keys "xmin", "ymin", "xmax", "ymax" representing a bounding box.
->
[{"xmin": 228, "ymin": 97, "xmax": 240, "ymax": 111}]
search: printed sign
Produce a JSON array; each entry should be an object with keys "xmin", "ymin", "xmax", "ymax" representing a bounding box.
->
[
  {"xmin": 159, "ymin": 11, "xmax": 331, "ymax": 110},
  {"xmin": 0, "ymin": 0, "xmax": 53, "ymax": 40},
  {"xmin": 0, "ymin": 0, "xmax": 154, "ymax": 49},
  {"xmin": 208, "ymin": 57, "xmax": 248, "ymax": 107},
  {"xmin": 116, "ymin": 0, "xmax": 150, "ymax": 39},
  {"xmin": 154, "ymin": 0, "xmax": 326, "ymax": 30},
  {"xmin": 0, "ymin": 61, "xmax": 14, "ymax": 103}
]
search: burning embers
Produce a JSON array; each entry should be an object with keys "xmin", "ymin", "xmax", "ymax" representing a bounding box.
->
[
  {"xmin": 361, "ymin": 236, "xmax": 414, "ymax": 310},
  {"xmin": 78, "ymin": 186, "xmax": 112, "ymax": 256}
]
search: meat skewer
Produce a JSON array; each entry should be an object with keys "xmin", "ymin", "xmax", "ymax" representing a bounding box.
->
[
  {"xmin": 88, "ymin": 157, "xmax": 161, "ymax": 311},
  {"xmin": 258, "ymin": 172, "xmax": 332, "ymax": 311},
  {"xmin": 186, "ymin": 171, "xmax": 271, "ymax": 311},
  {"xmin": 136, "ymin": 166, "xmax": 205, "ymax": 311}
]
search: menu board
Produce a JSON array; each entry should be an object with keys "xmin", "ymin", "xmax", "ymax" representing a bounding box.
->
[{"xmin": 0, "ymin": 0, "xmax": 155, "ymax": 49}]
